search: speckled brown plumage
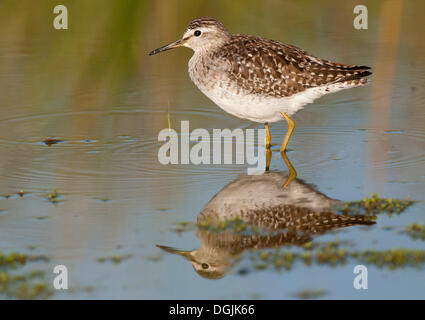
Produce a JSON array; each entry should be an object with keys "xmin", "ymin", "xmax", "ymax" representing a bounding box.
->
[
  {"xmin": 196, "ymin": 229, "xmax": 311, "ymax": 252},
  {"xmin": 197, "ymin": 172, "xmax": 375, "ymax": 234},
  {"xmin": 183, "ymin": 17, "xmax": 371, "ymax": 99},
  {"xmin": 186, "ymin": 17, "xmax": 228, "ymax": 33},
  {"xmin": 150, "ymin": 17, "xmax": 372, "ymax": 123},
  {"xmin": 212, "ymin": 35, "xmax": 372, "ymax": 98},
  {"xmin": 241, "ymin": 204, "xmax": 375, "ymax": 233},
  {"xmin": 158, "ymin": 172, "xmax": 376, "ymax": 279}
]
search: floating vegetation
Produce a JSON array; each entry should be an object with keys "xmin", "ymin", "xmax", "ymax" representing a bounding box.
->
[
  {"xmin": 403, "ymin": 224, "xmax": 425, "ymax": 241},
  {"xmin": 360, "ymin": 249, "xmax": 425, "ymax": 269},
  {"xmin": 145, "ymin": 254, "xmax": 163, "ymax": 263},
  {"xmin": 170, "ymin": 195, "xmax": 415, "ymax": 237},
  {"xmin": 170, "ymin": 218, "xmax": 262, "ymax": 236},
  {"xmin": 295, "ymin": 289, "xmax": 327, "ymax": 300},
  {"xmin": 300, "ymin": 252, "xmax": 312, "ymax": 266},
  {"xmin": 0, "ymin": 251, "xmax": 51, "ymax": 299},
  {"xmin": 303, "ymin": 242, "xmax": 313, "ymax": 250},
  {"xmin": 97, "ymin": 254, "xmax": 132, "ymax": 264},
  {"xmin": 303, "ymin": 239, "xmax": 353, "ymax": 252},
  {"xmin": 170, "ymin": 222, "xmax": 197, "ymax": 235},
  {"xmin": 42, "ymin": 138, "xmax": 64, "ymax": 146},
  {"xmin": 47, "ymin": 189, "xmax": 61, "ymax": 204},
  {"xmin": 0, "ymin": 252, "xmax": 49, "ymax": 268},
  {"xmin": 0, "ymin": 252, "xmax": 26, "ymax": 267},
  {"xmin": 242, "ymin": 240, "xmax": 425, "ymax": 273},
  {"xmin": 198, "ymin": 217, "xmax": 260, "ymax": 235},
  {"xmin": 339, "ymin": 193, "xmax": 414, "ymax": 216},
  {"xmin": 0, "ymin": 271, "xmax": 52, "ymax": 299},
  {"xmin": 315, "ymin": 246, "xmax": 348, "ymax": 267},
  {"xmin": 165, "ymin": 195, "xmax": 420, "ymax": 276},
  {"xmin": 2, "ymin": 189, "xmax": 66, "ymax": 203}
]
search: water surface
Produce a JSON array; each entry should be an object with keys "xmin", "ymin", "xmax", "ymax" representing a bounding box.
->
[{"xmin": 0, "ymin": 0, "xmax": 425, "ymax": 299}]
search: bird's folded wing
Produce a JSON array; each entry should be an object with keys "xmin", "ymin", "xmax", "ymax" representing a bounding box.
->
[{"xmin": 215, "ymin": 34, "xmax": 371, "ymax": 98}]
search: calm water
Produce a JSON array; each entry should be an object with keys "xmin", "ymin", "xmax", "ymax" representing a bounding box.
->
[{"xmin": 0, "ymin": 0, "xmax": 425, "ymax": 299}]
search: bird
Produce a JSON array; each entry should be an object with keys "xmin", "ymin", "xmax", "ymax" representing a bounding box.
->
[
  {"xmin": 157, "ymin": 171, "xmax": 375, "ymax": 279},
  {"xmin": 149, "ymin": 17, "xmax": 372, "ymax": 152}
]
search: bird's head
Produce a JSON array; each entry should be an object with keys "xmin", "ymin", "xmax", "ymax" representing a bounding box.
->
[
  {"xmin": 156, "ymin": 244, "xmax": 232, "ymax": 279},
  {"xmin": 149, "ymin": 17, "xmax": 230, "ymax": 56}
]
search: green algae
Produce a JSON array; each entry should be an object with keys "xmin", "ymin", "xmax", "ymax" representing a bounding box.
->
[
  {"xmin": 46, "ymin": 189, "xmax": 61, "ymax": 204},
  {"xmin": 315, "ymin": 247, "xmax": 348, "ymax": 267},
  {"xmin": 300, "ymin": 252, "xmax": 312, "ymax": 266},
  {"xmin": 1, "ymin": 189, "xmax": 64, "ymax": 203},
  {"xmin": 403, "ymin": 223, "xmax": 425, "ymax": 241},
  {"xmin": 244, "ymin": 240, "xmax": 425, "ymax": 273},
  {"xmin": 339, "ymin": 193, "xmax": 414, "ymax": 216},
  {"xmin": 0, "ymin": 251, "xmax": 26, "ymax": 267},
  {"xmin": 0, "ymin": 251, "xmax": 52, "ymax": 299},
  {"xmin": 97, "ymin": 254, "xmax": 133, "ymax": 264},
  {"xmin": 303, "ymin": 242, "xmax": 313, "ymax": 250},
  {"xmin": 167, "ymin": 195, "xmax": 421, "ymax": 274},
  {"xmin": 199, "ymin": 218, "xmax": 260, "ymax": 235},
  {"xmin": 0, "ymin": 272, "xmax": 52, "ymax": 299},
  {"xmin": 360, "ymin": 249, "xmax": 425, "ymax": 269},
  {"xmin": 170, "ymin": 195, "xmax": 415, "ymax": 238},
  {"xmin": 173, "ymin": 217, "xmax": 262, "ymax": 235},
  {"xmin": 170, "ymin": 221, "xmax": 197, "ymax": 235},
  {"xmin": 295, "ymin": 289, "xmax": 327, "ymax": 299}
]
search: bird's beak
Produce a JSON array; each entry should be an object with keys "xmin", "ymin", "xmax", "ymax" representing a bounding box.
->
[
  {"xmin": 149, "ymin": 38, "xmax": 186, "ymax": 56},
  {"xmin": 156, "ymin": 245, "xmax": 194, "ymax": 261}
]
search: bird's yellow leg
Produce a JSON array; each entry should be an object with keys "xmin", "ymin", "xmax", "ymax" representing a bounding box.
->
[
  {"xmin": 280, "ymin": 112, "xmax": 295, "ymax": 153},
  {"xmin": 264, "ymin": 122, "xmax": 271, "ymax": 149},
  {"xmin": 280, "ymin": 151, "xmax": 297, "ymax": 188}
]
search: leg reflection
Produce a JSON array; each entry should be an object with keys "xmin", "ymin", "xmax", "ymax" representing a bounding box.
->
[
  {"xmin": 280, "ymin": 151, "xmax": 297, "ymax": 188},
  {"xmin": 263, "ymin": 144, "xmax": 296, "ymax": 187}
]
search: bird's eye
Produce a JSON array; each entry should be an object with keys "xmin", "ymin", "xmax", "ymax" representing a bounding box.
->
[
  {"xmin": 194, "ymin": 30, "xmax": 202, "ymax": 37},
  {"xmin": 201, "ymin": 263, "xmax": 209, "ymax": 269}
]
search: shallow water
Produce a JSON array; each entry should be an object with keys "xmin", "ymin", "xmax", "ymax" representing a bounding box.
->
[{"xmin": 0, "ymin": 0, "xmax": 425, "ymax": 299}]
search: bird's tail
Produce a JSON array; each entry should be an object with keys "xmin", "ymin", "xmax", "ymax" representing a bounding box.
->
[{"xmin": 327, "ymin": 63, "xmax": 372, "ymax": 84}]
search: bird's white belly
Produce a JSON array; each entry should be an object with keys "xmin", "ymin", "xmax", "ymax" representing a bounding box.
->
[
  {"xmin": 196, "ymin": 80, "xmax": 364, "ymax": 123},
  {"xmin": 198, "ymin": 84, "xmax": 320, "ymax": 123},
  {"xmin": 202, "ymin": 87, "xmax": 288, "ymax": 123},
  {"xmin": 188, "ymin": 54, "xmax": 366, "ymax": 123}
]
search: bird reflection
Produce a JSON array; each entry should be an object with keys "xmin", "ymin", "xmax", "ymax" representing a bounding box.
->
[{"xmin": 158, "ymin": 157, "xmax": 374, "ymax": 279}]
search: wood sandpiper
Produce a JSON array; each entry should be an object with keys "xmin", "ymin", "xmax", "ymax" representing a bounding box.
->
[
  {"xmin": 157, "ymin": 171, "xmax": 374, "ymax": 279},
  {"xmin": 149, "ymin": 17, "xmax": 372, "ymax": 153}
]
